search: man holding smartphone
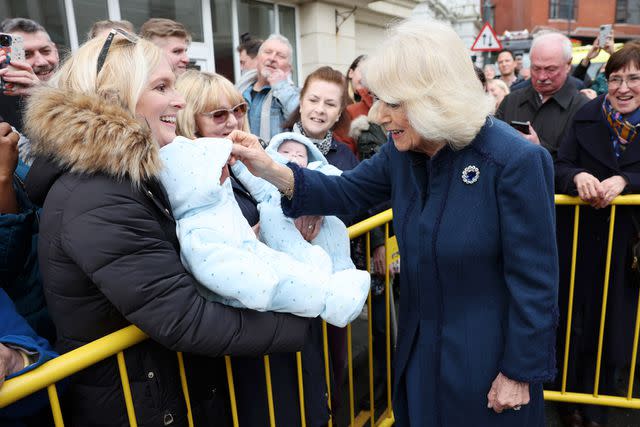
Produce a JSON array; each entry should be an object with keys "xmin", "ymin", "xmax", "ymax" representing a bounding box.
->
[
  {"xmin": 496, "ymin": 31, "xmax": 588, "ymax": 159},
  {"xmin": 0, "ymin": 18, "xmax": 59, "ymax": 133}
]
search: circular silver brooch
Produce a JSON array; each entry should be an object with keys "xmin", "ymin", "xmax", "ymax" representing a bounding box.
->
[{"xmin": 461, "ymin": 165, "xmax": 480, "ymax": 185}]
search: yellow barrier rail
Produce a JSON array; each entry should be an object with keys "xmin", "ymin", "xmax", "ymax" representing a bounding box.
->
[
  {"xmin": 547, "ymin": 194, "xmax": 640, "ymax": 409},
  {"xmin": 0, "ymin": 208, "xmax": 397, "ymax": 427},
  {"xmin": 7, "ymin": 195, "xmax": 640, "ymax": 424}
]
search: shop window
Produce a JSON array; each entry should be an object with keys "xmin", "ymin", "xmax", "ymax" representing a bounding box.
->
[
  {"xmin": 549, "ymin": 0, "xmax": 576, "ymax": 20},
  {"xmin": 119, "ymin": 0, "xmax": 204, "ymax": 42},
  {"xmin": 616, "ymin": 0, "xmax": 640, "ymax": 24}
]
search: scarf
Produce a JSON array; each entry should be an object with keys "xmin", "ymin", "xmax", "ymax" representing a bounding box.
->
[
  {"xmin": 603, "ymin": 97, "xmax": 640, "ymax": 157},
  {"xmin": 292, "ymin": 122, "xmax": 333, "ymax": 156}
]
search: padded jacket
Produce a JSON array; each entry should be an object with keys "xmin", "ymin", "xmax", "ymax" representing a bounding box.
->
[{"xmin": 23, "ymin": 87, "xmax": 309, "ymax": 426}]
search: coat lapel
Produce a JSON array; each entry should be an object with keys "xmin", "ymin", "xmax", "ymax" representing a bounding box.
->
[
  {"xmin": 618, "ymin": 135, "xmax": 640, "ymax": 167},
  {"xmin": 575, "ymin": 118, "xmax": 619, "ymax": 171}
]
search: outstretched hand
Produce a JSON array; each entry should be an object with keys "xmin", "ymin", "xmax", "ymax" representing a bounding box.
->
[{"xmin": 228, "ymin": 130, "xmax": 273, "ymax": 178}]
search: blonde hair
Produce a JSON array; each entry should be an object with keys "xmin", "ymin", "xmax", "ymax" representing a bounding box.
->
[
  {"xmin": 366, "ymin": 18, "xmax": 495, "ymax": 150},
  {"xmin": 175, "ymin": 70, "xmax": 249, "ymax": 138},
  {"xmin": 50, "ymin": 36, "xmax": 163, "ymax": 116},
  {"xmin": 487, "ymin": 78, "xmax": 510, "ymax": 96}
]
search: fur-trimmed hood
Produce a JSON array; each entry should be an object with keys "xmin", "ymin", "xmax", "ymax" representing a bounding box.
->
[{"xmin": 24, "ymin": 86, "xmax": 162, "ymax": 187}]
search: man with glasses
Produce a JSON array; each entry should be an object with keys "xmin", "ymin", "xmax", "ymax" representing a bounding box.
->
[
  {"xmin": 496, "ymin": 31, "xmax": 588, "ymax": 159},
  {"xmin": 236, "ymin": 34, "xmax": 300, "ymax": 141}
]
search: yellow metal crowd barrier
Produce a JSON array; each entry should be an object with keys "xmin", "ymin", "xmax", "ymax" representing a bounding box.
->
[
  {"xmin": 545, "ymin": 194, "xmax": 640, "ymax": 409},
  {"xmin": 4, "ymin": 195, "xmax": 640, "ymax": 425},
  {"xmin": 0, "ymin": 209, "xmax": 397, "ymax": 427}
]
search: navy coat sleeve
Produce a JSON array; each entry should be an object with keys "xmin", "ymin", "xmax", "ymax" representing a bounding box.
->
[
  {"xmin": 496, "ymin": 144, "xmax": 559, "ymax": 383},
  {"xmin": 0, "ymin": 177, "xmax": 38, "ymax": 284},
  {"xmin": 0, "ymin": 289, "xmax": 57, "ymax": 419},
  {"xmin": 282, "ymin": 142, "xmax": 393, "ymax": 218},
  {"xmin": 59, "ymin": 186, "xmax": 309, "ymax": 358}
]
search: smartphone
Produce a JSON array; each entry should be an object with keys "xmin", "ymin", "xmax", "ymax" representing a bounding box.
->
[
  {"xmin": 0, "ymin": 33, "xmax": 25, "ymax": 91},
  {"xmin": 599, "ymin": 24, "xmax": 612, "ymax": 47},
  {"xmin": 510, "ymin": 120, "xmax": 531, "ymax": 135}
]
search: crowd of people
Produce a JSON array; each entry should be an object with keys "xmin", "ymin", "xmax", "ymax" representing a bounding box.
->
[{"xmin": 0, "ymin": 12, "xmax": 638, "ymax": 427}]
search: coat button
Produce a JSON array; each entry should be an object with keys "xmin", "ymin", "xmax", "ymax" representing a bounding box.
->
[
  {"xmin": 147, "ymin": 371, "xmax": 155, "ymax": 379},
  {"xmin": 164, "ymin": 208, "xmax": 171, "ymax": 215},
  {"xmin": 147, "ymin": 190, "xmax": 154, "ymax": 198},
  {"xmin": 163, "ymin": 413, "xmax": 174, "ymax": 425}
]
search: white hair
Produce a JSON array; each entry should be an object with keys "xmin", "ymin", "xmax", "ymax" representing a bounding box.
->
[
  {"xmin": 530, "ymin": 31, "xmax": 573, "ymax": 62},
  {"xmin": 260, "ymin": 33, "xmax": 293, "ymax": 64},
  {"xmin": 365, "ymin": 18, "xmax": 495, "ymax": 150}
]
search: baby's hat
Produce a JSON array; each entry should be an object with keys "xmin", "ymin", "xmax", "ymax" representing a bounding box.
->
[
  {"xmin": 266, "ymin": 132, "xmax": 329, "ymax": 166},
  {"xmin": 158, "ymin": 136, "xmax": 232, "ymax": 219}
]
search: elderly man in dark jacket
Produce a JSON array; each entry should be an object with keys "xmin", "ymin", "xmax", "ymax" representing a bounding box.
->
[{"xmin": 496, "ymin": 31, "xmax": 588, "ymax": 159}]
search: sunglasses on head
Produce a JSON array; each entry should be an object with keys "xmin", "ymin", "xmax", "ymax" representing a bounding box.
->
[
  {"xmin": 96, "ymin": 28, "xmax": 139, "ymax": 77},
  {"xmin": 201, "ymin": 102, "xmax": 248, "ymax": 123}
]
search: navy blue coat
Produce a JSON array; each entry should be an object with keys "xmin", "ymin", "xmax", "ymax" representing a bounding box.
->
[
  {"xmin": 0, "ymin": 289, "xmax": 58, "ymax": 425},
  {"xmin": 282, "ymin": 119, "xmax": 559, "ymax": 426}
]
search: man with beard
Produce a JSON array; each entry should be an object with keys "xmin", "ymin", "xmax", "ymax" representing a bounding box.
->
[
  {"xmin": 236, "ymin": 34, "xmax": 300, "ymax": 141},
  {"xmin": 496, "ymin": 31, "xmax": 588, "ymax": 159},
  {"xmin": 0, "ymin": 18, "xmax": 59, "ymax": 134}
]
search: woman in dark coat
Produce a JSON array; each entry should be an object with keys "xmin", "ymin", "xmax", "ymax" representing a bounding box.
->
[
  {"xmin": 231, "ymin": 18, "xmax": 558, "ymax": 427},
  {"xmin": 555, "ymin": 41, "xmax": 640, "ymax": 427},
  {"xmin": 174, "ymin": 69, "xmax": 329, "ymax": 427},
  {"xmin": 22, "ymin": 33, "xmax": 309, "ymax": 426}
]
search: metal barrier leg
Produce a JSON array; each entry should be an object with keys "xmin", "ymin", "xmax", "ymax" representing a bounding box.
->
[
  {"xmin": 225, "ymin": 356, "xmax": 240, "ymax": 427},
  {"xmin": 322, "ymin": 321, "xmax": 333, "ymax": 427},
  {"xmin": 296, "ymin": 352, "xmax": 307, "ymax": 427},
  {"xmin": 561, "ymin": 205, "xmax": 581, "ymax": 394},
  {"xmin": 47, "ymin": 383, "xmax": 64, "ymax": 427},
  {"xmin": 263, "ymin": 355, "xmax": 277, "ymax": 427},
  {"xmin": 627, "ymin": 289, "xmax": 640, "ymax": 400},
  {"xmin": 593, "ymin": 206, "xmax": 617, "ymax": 397},
  {"xmin": 116, "ymin": 351, "xmax": 138, "ymax": 427},
  {"xmin": 176, "ymin": 352, "xmax": 194, "ymax": 427},
  {"xmin": 347, "ymin": 324, "xmax": 355, "ymax": 426}
]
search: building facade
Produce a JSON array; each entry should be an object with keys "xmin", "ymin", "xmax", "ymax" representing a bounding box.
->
[
  {"xmin": 489, "ymin": 0, "xmax": 640, "ymax": 43},
  {"xmin": 0, "ymin": 0, "xmax": 480, "ymax": 84}
]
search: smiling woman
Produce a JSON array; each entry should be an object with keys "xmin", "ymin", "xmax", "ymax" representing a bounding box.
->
[
  {"xmin": 21, "ymin": 33, "xmax": 310, "ymax": 426},
  {"xmin": 555, "ymin": 40, "xmax": 640, "ymax": 427},
  {"xmin": 230, "ymin": 17, "xmax": 559, "ymax": 427},
  {"xmin": 135, "ymin": 57, "xmax": 186, "ymax": 147}
]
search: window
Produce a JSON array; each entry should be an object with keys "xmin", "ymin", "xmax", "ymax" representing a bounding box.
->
[
  {"xmin": 210, "ymin": 0, "xmax": 234, "ymax": 81},
  {"xmin": 236, "ymin": 0, "xmax": 298, "ymax": 84},
  {"xmin": 119, "ymin": 0, "xmax": 204, "ymax": 42},
  {"xmin": 73, "ymin": 0, "xmax": 109, "ymax": 42},
  {"xmin": 278, "ymin": 5, "xmax": 297, "ymax": 85},
  {"xmin": 549, "ymin": 0, "xmax": 576, "ymax": 20},
  {"xmin": 616, "ymin": 0, "xmax": 640, "ymax": 24},
  {"xmin": 0, "ymin": 0, "xmax": 71, "ymax": 52}
]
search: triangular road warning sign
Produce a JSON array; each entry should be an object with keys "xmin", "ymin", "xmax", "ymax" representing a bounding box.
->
[{"xmin": 471, "ymin": 22, "xmax": 503, "ymax": 52}]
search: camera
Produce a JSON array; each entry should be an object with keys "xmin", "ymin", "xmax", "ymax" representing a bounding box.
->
[{"xmin": 0, "ymin": 33, "xmax": 11, "ymax": 47}]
